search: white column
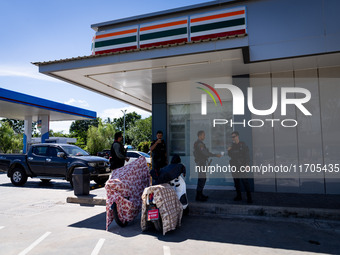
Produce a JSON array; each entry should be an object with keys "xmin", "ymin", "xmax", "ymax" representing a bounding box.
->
[{"xmin": 24, "ymin": 116, "xmax": 32, "ymax": 153}]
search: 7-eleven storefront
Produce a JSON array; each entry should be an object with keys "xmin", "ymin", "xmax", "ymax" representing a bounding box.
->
[{"xmin": 35, "ymin": 0, "xmax": 340, "ymax": 194}]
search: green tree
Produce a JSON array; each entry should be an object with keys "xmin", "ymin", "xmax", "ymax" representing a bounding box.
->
[
  {"xmin": 103, "ymin": 117, "xmax": 115, "ymax": 125},
  {"xmin": 86, "ymin": 121, "xmax": 116, "ymax": 155},
  {"xmin": 113, "ymin": 112, "xmax": 141, "ymax": 144},
  {"xmin": 127, "ymin": 116, "xmax": 152, "ymax": 148},
  {"xmin": 0, "ymin": 122, "xmax": 22, "ymax": 153},
  {"xmin": 0, "ymin": 119, "xmax": 24, "ymax": 134},
  {"xmin": 69, "ymin": 118, "xmax": 100, "ymax": 147},
  {"xmin": 74, "ymin": 137, "xmax": 86, "ymax": 149},
  {"xmin": 137, "ymin": 141, "xmax": 151, "ymax": 153},
  {"xmin": 0, "ymin": 118, "xmax": 37, "ymax": 134},
  {"xmin": 114, "ymin": 112, "xmax": 141, "ymax": 131},
  {"xmin": 49, "ymin": 130, "xmax": 69, "ymax": 137}
]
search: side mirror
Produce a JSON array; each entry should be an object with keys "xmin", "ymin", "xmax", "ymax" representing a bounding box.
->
[{"xmin": 57, "ymin": 152, "xmax": 66, "ymax": 158}]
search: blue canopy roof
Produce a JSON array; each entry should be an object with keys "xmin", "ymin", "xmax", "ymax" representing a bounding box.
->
[{"xmin": 0, "ymin": 87, "xmax": 96, "ymax": 121}]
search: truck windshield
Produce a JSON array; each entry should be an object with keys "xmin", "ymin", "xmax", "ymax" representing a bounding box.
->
[{"xmin": 61, "ymin": 146, "xmax": 89, "ymax": 156}]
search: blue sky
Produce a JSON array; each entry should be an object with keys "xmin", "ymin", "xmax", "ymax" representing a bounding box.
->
[{"xmin": 0, "ymin": 0, "xmax": 208, "ymax": 133}]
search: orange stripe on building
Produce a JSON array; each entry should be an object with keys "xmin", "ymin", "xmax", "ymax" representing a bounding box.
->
[
  {"xmin": 191, "ymin": 10, "xmax": 245, "ymax": 23},
  {"xmin": 96, "ymin": 29, "xmax": 137, "ymax": 39},
  {"xmin": 140, "ymin": 20, "xmax": 187, "ymax": 32}
]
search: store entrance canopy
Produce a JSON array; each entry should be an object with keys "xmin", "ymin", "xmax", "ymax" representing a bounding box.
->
[
  {"xmin": 33, "ymin": 45, "xmax": 340, "ymax": 113},
  {"xmin": 33, "ymin": 47, "xmax": 248, "ymax": 112}
]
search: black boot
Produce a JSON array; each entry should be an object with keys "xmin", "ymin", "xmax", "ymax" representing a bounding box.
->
[
  {"xmin": 196, "ymin": 191, "xmax": 207, "ymax": 202},
  {"xmin": 201, "ymin": 192, "xmax": 209, "ymax": 200},
  {"xmin": 233, "ymin": 191, "xmax": 242, "ymax": 201},
  {"xmin": 246, "ymin": 192, "xmax": 253, "ymax": 204}
]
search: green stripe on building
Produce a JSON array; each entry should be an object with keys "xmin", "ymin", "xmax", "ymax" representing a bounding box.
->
[
  {"xmin": 140, "ymin": 27, "xmax": 187, "ymax": 41},
  {"xmin": 191, "ymin": 18, "xmax": 245, "ymax": 33},
  {"xmin": 95, "ymin": 35, "xmax": 137, "ymax": 48}
]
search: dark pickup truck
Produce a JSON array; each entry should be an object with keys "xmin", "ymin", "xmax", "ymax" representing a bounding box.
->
[
  {"xmin": 97, "ymin": 149, "xmax": 110, "ymax": 159},
  {"xmin": 0, "ymin": 143, "xmax": 111, "ymax": 187}
]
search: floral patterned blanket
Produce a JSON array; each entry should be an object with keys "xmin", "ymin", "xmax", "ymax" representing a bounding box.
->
[{"xmin": 105, "ymin": 156, "xmax": 150, "ymax": 230}]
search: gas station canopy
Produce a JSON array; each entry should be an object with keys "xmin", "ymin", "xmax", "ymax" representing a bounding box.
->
[{"xmin": 0, "ymin": 87, "xmax": 96, "ymax": 121}]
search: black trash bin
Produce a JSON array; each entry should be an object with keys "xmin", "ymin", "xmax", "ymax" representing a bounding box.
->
[{"xmin": 72, "ymin": 167, "xmax": 90, "ymax": 196}]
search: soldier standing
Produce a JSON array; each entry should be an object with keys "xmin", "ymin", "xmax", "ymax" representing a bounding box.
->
[
  {"xmin": 228, "ymin": 131, "xmax": 253, "ymax": 203},
  {"xmin": 150, "ymin": 130, "xmax": 167, "ymax": 183},
  {"xmin": 193, "ymin": 130, "xmax": 221, "ymax": 202}
]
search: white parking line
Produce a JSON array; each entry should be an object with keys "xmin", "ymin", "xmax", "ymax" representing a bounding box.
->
[
  {"xmin": 91, "ymin": 238, "xmax": 105, "ymax": 255},
  {"xmin": 0, "ymin": 226, "xmax": 4, "ymax": 230},
  {"xmin": 18, "ymin": 232, "xmax": 51, "ymax": 255},
  {"xmin": 163, "ymin": 246, "xmax": 171, "ymax": 255}
]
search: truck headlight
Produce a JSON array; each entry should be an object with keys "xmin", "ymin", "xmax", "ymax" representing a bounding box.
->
[{"xmin": 88, "ymin": 162, "xmax": 97, "ymax": 167}]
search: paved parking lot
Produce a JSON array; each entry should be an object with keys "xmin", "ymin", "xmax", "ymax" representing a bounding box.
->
[{"xmin": 1, "ymin": 172, "xmax": 340, "ymax": 255}]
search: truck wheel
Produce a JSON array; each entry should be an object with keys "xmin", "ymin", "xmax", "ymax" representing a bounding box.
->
[
  {"xmin": 10, "ymin": 168, "xmax": 27, "ymax": 186},
  {"xmin": 69, "ymin": 179, "xmax": 74, "ymax": 189},
  {"xmin": 111, "ymin": 202, "xmax": 128, "ymax": 227},
  {"xmin": 68, "ymin": 169, "xmax": 74, "ymax": 189},
  {"xmin": 94, "ymin": 176, "xmax": 109, "ymax": 185}
]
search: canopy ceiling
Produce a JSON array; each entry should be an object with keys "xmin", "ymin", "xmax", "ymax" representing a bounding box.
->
[{"xmin": 34, "ymin": 48, "xmax": 340, "ymax": 112}]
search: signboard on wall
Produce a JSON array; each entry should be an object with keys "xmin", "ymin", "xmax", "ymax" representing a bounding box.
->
[{"xmin": 92, "ymin": 6, "xmax": 247, "ymax": 55}]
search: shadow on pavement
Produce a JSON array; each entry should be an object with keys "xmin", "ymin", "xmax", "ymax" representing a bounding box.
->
[
  {"xmin": 69, "ymin": 212, "xmax": 107, "ymax": 231},
  {"xmin": 150, "ymin": 216, "xmax": 340, "ymax": 254},
  {"xmin": 69, "ymin": 212, "xmax": 142, "ymax": 237},
  {"xmin": 0, "ymin": 179, "xmax": 103, "ymax": 191},
  {"xmin": 0, "ymin": 180, "xmax": 72, "ymax": 190},
  {"xmin": 69, "ymin": 210, "xmax": 340, "ymax": 254}
]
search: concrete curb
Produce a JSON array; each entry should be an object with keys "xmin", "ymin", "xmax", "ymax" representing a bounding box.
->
[
  {"xmin": 66, "ymin": 196, "xmax": 106, "ymax": 206},
  {"xmin": 66, "ymin": 195, "xmax": 340, "ymax": 221}
]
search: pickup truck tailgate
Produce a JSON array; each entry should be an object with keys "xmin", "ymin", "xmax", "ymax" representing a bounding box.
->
[{"xmin": 0, "ymin": 156, "xmax": 10, "ymax": 172}]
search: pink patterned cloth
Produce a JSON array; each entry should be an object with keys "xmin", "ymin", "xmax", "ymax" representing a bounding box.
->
[{"xmin": 105, "ymin": 156, "xmax": 150, "ymax": 230}]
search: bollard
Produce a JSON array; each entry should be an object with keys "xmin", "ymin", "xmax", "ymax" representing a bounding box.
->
[{"xmin": 72, "ymin": 167, "xmax": 90, "ymax": 196}]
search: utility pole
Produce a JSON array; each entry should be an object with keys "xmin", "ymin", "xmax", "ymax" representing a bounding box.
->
[{"xmin": 121, "ymin": 109, "xmax": 127, "ymax": 145}]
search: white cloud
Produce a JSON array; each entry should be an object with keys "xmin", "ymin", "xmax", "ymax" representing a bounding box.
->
[
  {"xmin": 64, "ymin": 98, "xmax": 90, "ymax": 108},
  {"xmin": 49, "ymin": 121, "xmax": 73, "ymax": 134},
  {"xmin": 0, "ymin": 65, "xmax": 62, "ymax": 83},
  {"xmin": 100, "ymin": 106, "xmax": 151, "ymax": 120}
]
